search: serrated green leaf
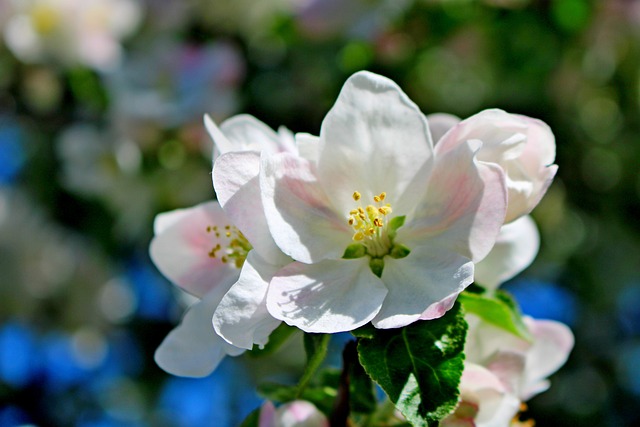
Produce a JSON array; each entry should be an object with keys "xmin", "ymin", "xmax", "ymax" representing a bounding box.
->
[
  {"xmin": 247, "ymin": 323, "xmax": 297, "ymax": 357},
  {"xmin": 349, "ymin": 349, "xmax": 377, "ymax": 414},
  {"xmin": 297, "ymin": 333, "xmax": 331, "ymax": 397},
  {"xmin": 458, "ymin": 289, "xmax": 532, "ymax": 341},
  {"xmin": 357, "ymin": 303, "xmax": 467, "ymax": 426},
  {"xmin": 343, "ymin": 243, "xmax": 367, "ymax": 259}
]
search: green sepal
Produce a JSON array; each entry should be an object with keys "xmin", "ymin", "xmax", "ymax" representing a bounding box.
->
[
  {"xmin": 343, "ymin": 243, "xmax": 367, "ymax": 259},
  {"xmin": 357, "ymin": 302, "xmax": 468, "ymax": 426},
  {"xmin": 247, "ymin": 323, "xmax": 297, "ymax": 357},
  {"xmin": 388, "ymin": 215, "xmax": 406, "ymax": 238},
  {"xmin": 369, "ymin": 258, "xmax": 385, "ymax": 278},
  {"xmin": 390, "ymin": 244, "xmax": 411, "ymax": 259},
  {"xmin": 458, "ymin": 289, "xmax": 532, "ymax": 341}
]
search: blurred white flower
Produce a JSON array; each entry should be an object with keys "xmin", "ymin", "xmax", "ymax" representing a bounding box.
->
[
  {"xmin": 259, "ymin": 400, "xmax": 329, "ymax": 427},
  {"xmin": 2, "ymin": 0, "xmax": 141, "ymax": 71},
  {"xmin": 108, "ymin": 40, "xmax": 244, "ymax": 131}
]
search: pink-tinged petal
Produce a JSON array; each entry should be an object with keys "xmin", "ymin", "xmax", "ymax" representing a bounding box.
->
[
  {"xmin": 220, "ymin": 114, "xmax": 297, "ymax": 154},
  {"xmin": 259, "ymin": 401, "xmax": 277, "ymax": 427},
  {"xmin": 435, "ymin": 109, "xmax": 528, "ymax": 157},
  {"xmin": 213, "ymin": 251, "xmax": 283, "ymax": 350},
  {"xmin": 520, "ymin": 318, "xmax": 574, "ymax": 400},
  {"xmin": 474, "ymin": 215, "xmax": 540, "ymax": 290},
  {"xmin": 427, "ymin": 113, "xmax": 460, "ymax": 144},
  {"xmin": 401, "ymin": 139, "xmax": 507, "ymax": 263},
  {"xmin": 443, "ymin": 364, "xmax": 521, "ymax": 427},
  {"xmin": 154, "ymin": 288, "xmax": 244, "ymax": 378},
  {"xmin": 213, "ymin": 152, "xmax": 288, "ymax": 265},
  {"xmin": 149, "ymin": 201, "xmax": 240, "ymax": 298},
  {"xmin": 484, "ymin": 351, "xmax": 527, "ymax": 396},
  {"xmin": 275, "ymin": 401, "xmax": 329, "ymax": 427},
  {"xmin": 205, "ymin": 114, "xmax": 233, "ymax": 159},
  {"xmin": 372, "ymin": 247, "xmax": 473, "ymax": 329},
  {"xmin": 260, "ymin": 152, "xmax": 352, "ymax": 263},
  {"xmin": 435, "ymin": 109, "xmax": 557, "ymax": 223},
  {"xmin": 266, "ymin": 259, "xmax": 387, "ymax": 333},
  {"xmin": 317, "ymin": 71, "xmax": 434, "ymax": 217}
]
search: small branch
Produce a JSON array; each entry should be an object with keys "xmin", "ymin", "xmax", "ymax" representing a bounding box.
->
[{"xmin": 330, "ymin": 339, "xmax": 358, "ymax": 427}]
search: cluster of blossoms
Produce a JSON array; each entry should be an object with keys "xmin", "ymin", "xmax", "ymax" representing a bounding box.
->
[
  {"xmin": 150, "ymin": 71, "xmax": 573, "ymax": 426},
  {"xmin": 1, "ymin": 0, "xmax": 141, "ymax": 71}
]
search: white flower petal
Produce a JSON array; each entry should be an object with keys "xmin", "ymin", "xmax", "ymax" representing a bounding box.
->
[
  {"xmin": 436, "ymin": 109, "xmax": 557, "ymax": 222},
  {"xmin": 220, "ymin": 114, "xmax": 296, "ymax": 154},
  {"xmin": 213, "ymin": 251, "xmax": 282, "ymax": 350},
  {"xmin": 317, "ymin": 71, "xmax": 434, "ymax": 216},
  {"xmin": 295, "ymin": 132, "xmax": 320, "ymax": 164},
  {"xmin": 154, "ymin": 289, "xmax": 244, "ymax": 378},
  {"xmin": 427, "ymin": 112, "xmax": 460, "ymax": 143},
  {"xmin": 401, "ymin": 139, "xmax": 507, "ymax": 263},
  {"xmin": 205, "ymin": 114, "xmax": 234, "ymax": 159},
  {"xmin": 213, "ymin": 152, "xmax": 288, "ymax": 265},
  {"xmin": 474, "ymin": 215, "xmax": 540, "ymax": 289},
  {"xmin": 372, "ymin": 247, "xmax": 473, "ymax": 329},
  {"xmin": 260, "ymin": 152, "xmax": 352, "ymax": 263},
  {"xmin": 267, "ymin": 259, "xmax": 387, "ymax": 333},
  {"xmin": 149, "ymin": 201, "xmax": 240, "ymax": 298},
  {"xmin": 520, "ymin": 318, "xmax": 574, "ymax": 400}
]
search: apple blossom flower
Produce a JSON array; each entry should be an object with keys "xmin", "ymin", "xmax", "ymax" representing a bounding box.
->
[
  {"xmin": 206, "ymin": 114, "xmax": 295, "ymax": 349},
  {"xmin": 464, "ymin": 314, "xmax": 574, "ymax": 401},
  {"xmin": 2, "ymin": 0, "xmax": 141, "ymax": 71},
  {"xmin": 149, "ymin": 201, "xmax": 247, "ymax": 377},
  {"xmin": 474, "ymin": 215, "xmax": 540, "ymax": 290},
  {"xmin": 441, "ymin": 363, "xmax": 521, "ymax": 427},
  {"xmin": 428, "ymin": 110, "xmax": 557, "ymax": 223},
  {"xmin": 248, "ymin": 71, "xmax": 507, "ymax": 333},
  {"xmin": 259, "ymin": 400, "xmax": 329, "ymax": 427}
]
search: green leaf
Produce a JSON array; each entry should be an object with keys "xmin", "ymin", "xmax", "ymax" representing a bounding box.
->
[
  {"xmin": 239, "ymin": 407, "xmax": 261, "ymax": 427},
  {"xmin": 247, "ymin": 323, "xmax": 297, "ymax": 357},
  {"xmin": 458, "ymin": 289, "xmax": 532, "ymax": 341},
  {"xmin": 297, "ymin": 333, "xmax": 331, "ymax": 397},
  {"xmin": 357, "ymin": 303, "xmax": 467, "ymax": 426},
  {"xmin": 258, "ymin": 377, "xmax": 338, "ymax": 415},
  {"xmin": 343, "ymin": 243, "xmax": 367, "ymax": 259},
  {"xmin": 349, "ymin": 349, "xmax": 377, "ymax": 414}
]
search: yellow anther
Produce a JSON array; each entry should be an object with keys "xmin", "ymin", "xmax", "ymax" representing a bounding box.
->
[
  {"xmin": 348, "ymin": 218, "xmax": 355, "ymax": 226},
  {"xmin": 366, "ymin": 228, "xmax": 375, "ymax": 236},
  {"xmin": 373, "ymin": 218, "xmax": 383, "ymax": 227},
  {"xmin": 353, "ymin": 191, "xmax": 361, "ymax": 201},
  {"xmin": 366, "ymin": 205, "xmax": 376, "ymax": 214},
  {"xmin": 225, "ymin": 231, "xmax": 231, "ymax": 237},
  {"xmin": 206, "ymin": 226, "xmax": 212, "ymax": 233},
  {"xmin": 353, "ymin": 231, "xmax": 365, "ymax": 241},
  {"xmin": 221, "ymin": 256, "xmax": 228, "ymax": 263},
  {"xmin": 373, "ymin": 195, "xmax": 381, "ymax": 203},
  {"xmin": 350, "ymin": 209, "xmax": 359, "ymax": 215},
  {"xmin": 379, "ymin": 192, "xmax": 386, "ymax": 201},
  {"xmin": 378, "ymin": 206, "xmax": 392, "ymax": 215},
  {"xmin": 359, "ymin": 213, "xmax": 366, "ymax": 220}
]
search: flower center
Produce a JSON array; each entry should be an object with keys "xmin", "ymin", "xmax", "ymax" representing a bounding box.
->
[
  {"xmin": 344, "ymin": 191, "xmax": 410, "ymax": 277},
  {"xmin": 348, "ymin": 191, "xmax": 394, "ymax": 258},
  {"xmin": 206, "ymin": 224, "xmax": 252, "ymax": 269}
]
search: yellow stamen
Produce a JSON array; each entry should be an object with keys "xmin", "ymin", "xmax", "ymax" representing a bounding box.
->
[{"xmin": 353, "ymin": 191, "xmax": 361, "ymax": 201}]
